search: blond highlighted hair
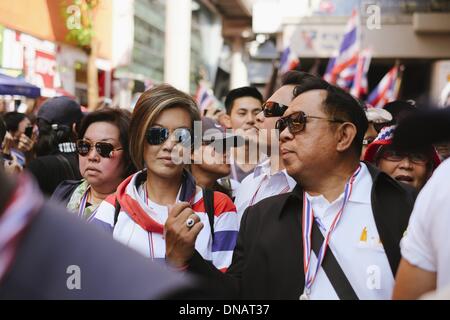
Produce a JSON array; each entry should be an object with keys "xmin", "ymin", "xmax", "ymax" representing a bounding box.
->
[{"xmin": 129, "ymin": 84, "xmax": 201, "ymax": 170}]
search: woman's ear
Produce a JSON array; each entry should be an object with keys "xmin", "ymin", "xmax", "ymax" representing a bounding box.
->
[{"xmin": 335, "ymin": 122, "xmax": 357, "ymax": 153}]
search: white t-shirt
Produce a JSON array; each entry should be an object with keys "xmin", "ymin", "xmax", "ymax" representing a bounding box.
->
[
  {"xmin": 306, "ymin": 163, "xmax": 395, "ymax": 300},
  {"xmin": 400, "ymin": 158, "xmax": 450, "ymax": 289},
  {"xmin": 234, "ymin": 158, "xmax": 296, "ymax": 223}
]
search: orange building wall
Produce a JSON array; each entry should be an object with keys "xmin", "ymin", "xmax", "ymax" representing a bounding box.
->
[{"xmin": 0, "ymin": 0, "xmax": 112, "ymax": 59}]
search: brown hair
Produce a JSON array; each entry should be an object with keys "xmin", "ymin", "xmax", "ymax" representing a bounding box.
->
[{"xmin": 129, "ymin": 84, "xmax": 201, "ymax": 170}]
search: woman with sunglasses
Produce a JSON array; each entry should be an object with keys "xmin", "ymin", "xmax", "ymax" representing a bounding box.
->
[
  {"xmin": 364, "ymin": 126, "xmax": 441, "ymax": 190},
  {"xmin": 94, "ymin": 84, "xmax": 238, "ymax": 271},
  {"xmin": 51, "ymin": 108, "xmax": 135, "ymax": 221}
]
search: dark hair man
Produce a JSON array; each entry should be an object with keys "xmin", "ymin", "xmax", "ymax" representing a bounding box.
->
[
  {"xmin": 221, "ymin": 86, "xmax": 263, "ymax": 182},
  {"xmin": 164, "ymin": 74, "xmax": 417, "ymax": 299}
]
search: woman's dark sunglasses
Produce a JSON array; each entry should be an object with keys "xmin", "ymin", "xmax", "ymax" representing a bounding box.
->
[
  {"xmin": 261, "ymin": 101, "xmax": 288, "ymax": 117},
  {"xmin": 77, "ymin": 139, "xmax": 123, "ymax": 158},
  {"xmin": 146, "ymin": 127, "xmax": 192, "ymax": 146},
  {"xmin": 275, "ymin": 111, "xmax": 345, "ymax": 134}
]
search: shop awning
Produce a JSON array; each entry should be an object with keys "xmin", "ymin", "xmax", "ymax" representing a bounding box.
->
[{"xmin": 0, "ymin": 73, "xmax": 41, "ymax": 98}]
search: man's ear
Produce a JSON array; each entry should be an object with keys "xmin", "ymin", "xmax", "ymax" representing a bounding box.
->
[
  {"xmin": 336, "ymin": 122, "xmax": 357, "ymax": 153},
  {"xmin": 220, "ymin": 114, "xmax": 232, "ymax": 129}
]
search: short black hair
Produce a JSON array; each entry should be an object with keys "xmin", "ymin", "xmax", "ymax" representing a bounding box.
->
[
  {"xmin": 281, "ymin": 70, "xmax": 316, "ymax": 86},
  {"xmin": 3, "ymin": 111, "xmax": 28, "ymax": 133},
  {"xmin": 224, "ymin": 86, "xmax": 263, "ymax": 115},
  {"xmin": 78, "ymin": 108, "xmax": 136, "ymax": 177},
  {"xmin": 292, "ymin": 75, "xmax": 368, "ymax": 156},
  {"xmin": 383, "ymin": 100, "xmax": 417, "ymax": 125}
]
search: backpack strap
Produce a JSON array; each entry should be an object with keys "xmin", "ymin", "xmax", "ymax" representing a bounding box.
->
[
  {"xmin": 202, "ymin": 188, "xmax": 215, "ymax": 240},
  {"xmin": 113, "ymin": 198, "xmax": 121, "ymax": 226}
]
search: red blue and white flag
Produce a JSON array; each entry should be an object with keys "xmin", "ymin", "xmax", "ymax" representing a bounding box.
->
[
  {"xmin": 279, "ymin": 46, "xmax": 300, "ymax": 75},
  {"xmin": 350, "ymin": 48, "xmax": 372, "ymax": 98},
  {"xmin": 324, "ymin": 8, "xmax": 360, "ymax": 85},
  {"xmin": 195, "ymin": 82, "xmax": 216, "ymax": 113},
  {"xmin": 366, "ymin": 65, "xmax": 399, "ymax": 108}
]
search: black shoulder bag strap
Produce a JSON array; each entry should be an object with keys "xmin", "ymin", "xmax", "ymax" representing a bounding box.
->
[
  {"xmin": 202, "ymin": 188, "xmax": 215, "ymax": 240},
  {"xmin": 311, "ymin": 220, "xmax": 359, "ymax": 300},
  {"xmin": 113, "ymin": 198, "xmax": 121, "ymax": 226}
]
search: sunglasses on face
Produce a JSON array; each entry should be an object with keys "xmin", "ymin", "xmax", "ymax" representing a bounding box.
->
[
  {"xmin": 261, "ymin": 101, "xmax": 288, "ymax": 117},
  {"xmin": 77, "ymin": 139, "xmax": 123, "ymax": 158},
  {"xmin": 380, "ymin": 148, "xmax": 428, "ymax": 165},
  {"xmin": 275, "ymin": 111, "xmax": 345, "ymax": 134},
  {"xmin": 145, "ymin": 127, "xmax": 192, "ymax": 146}
]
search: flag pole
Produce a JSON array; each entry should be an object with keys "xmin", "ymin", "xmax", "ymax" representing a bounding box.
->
[{"xmin": 394, "ymin": 61, "xmax": 405, "ymax": 100}]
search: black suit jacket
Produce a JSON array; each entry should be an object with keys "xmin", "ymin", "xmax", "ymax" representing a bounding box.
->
[{"xmin": 188, "ymin": 163, "xmax": 416, "ymax": 299}]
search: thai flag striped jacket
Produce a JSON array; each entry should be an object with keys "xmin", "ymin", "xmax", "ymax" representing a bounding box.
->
[{"xmin": 93, "ymin": 170, "xmax": 239, "ymax": 272}]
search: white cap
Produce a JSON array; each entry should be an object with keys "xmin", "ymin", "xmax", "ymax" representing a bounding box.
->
[{"xmin": 365, "ymin": 107, "xmax": 392, "ymax": 124}]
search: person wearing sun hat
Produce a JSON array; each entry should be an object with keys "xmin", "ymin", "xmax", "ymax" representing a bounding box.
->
[
  {"xmin": 361, "ymin": 106, "xmax": 393, "ymax": 159},
  {"xmin": 363, "ymin": 125, "xmax": 441, "ymax": 191}
]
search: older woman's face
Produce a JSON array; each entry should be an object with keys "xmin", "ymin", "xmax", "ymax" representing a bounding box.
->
[
  {"xmin": 143, "ymin": 106, "xmax": 192, "ymax": 180},
  {"xmin": 79, "ymin": 121, "xmax": 126, "ymax": 192},
  {"xmin": 377, "ymin": 147, "xmax": 431, "ymax": 190}
]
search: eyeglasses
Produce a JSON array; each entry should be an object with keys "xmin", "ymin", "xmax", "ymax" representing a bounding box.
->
[
  {"xmin": 77, "ymin": 139, "xmax": 123, "ymax": 158},
  {"xmin": 261, "ymin": 101, "xmax": 288, "ymax": 117},
  {"xmin": 275, "ymin": 111, "xmax": 345, "ymax": 134},
  {"xmin": 145, "ymin": 127, "xmax": 192, "ymax": 146},
  {"xmin": 380, "ymin": 149, "xmax": 428, "ymax": 165}
]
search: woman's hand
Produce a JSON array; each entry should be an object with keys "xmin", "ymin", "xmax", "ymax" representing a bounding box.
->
[
  {"xmin": 4, "ymin": 154, "xmax": 23, "ymax": 175},
  {"xmin": 164, "ymin": 202, "xmax": 204, "ymax": 269},
  {"xmin": 17, "ymin": 133, "xmax": 34, "ymax": 153}
]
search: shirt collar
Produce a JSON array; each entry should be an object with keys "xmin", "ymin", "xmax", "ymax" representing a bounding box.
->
[{"xmin": 348, "ymin": 162, "xmax": 372, "ymax": 204}]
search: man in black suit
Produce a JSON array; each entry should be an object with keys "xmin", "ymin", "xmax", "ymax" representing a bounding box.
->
[{"xmin": 165, "ymin": 75, "xmax": 416, "ymax": 300}]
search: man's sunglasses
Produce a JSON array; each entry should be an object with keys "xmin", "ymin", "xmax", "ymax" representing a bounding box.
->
[
  {"xmin": 146, "ymin": 127, "xmax": 192, "ymax": 146},
  {"xmin": 77, "ymin": 139, "xmax": 123, "ymax": 158},
  {"xmin": 261, "ymin": 101, "xmax": 288, "ymax": 117},
  {"xmin": 275, "ymin": 111, "xmax": 345, "ymax": 134}
]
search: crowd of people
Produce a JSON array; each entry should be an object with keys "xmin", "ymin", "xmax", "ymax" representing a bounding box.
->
[{"xmin": 1, "ymin": 70, "xmax": 450, "ymax": 300}]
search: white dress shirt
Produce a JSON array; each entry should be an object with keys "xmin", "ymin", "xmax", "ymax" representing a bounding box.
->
[
  {"xmin": 234, "ymin": 158, "xmax": 297, "ymax": 223},
  {"xmin": 305, "ymin": 162, "xmax": 395, "ymax": 300},
  {"xmin": 401, "ymin": 158, "xmax": 450, "ymax": 290}
]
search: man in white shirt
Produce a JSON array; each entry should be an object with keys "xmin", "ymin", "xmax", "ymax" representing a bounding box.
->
[
  {"xmin": 393, "ymin": 158, "xmax": 450, "ymax": 299},
  {"xmin": 234, "ymin": 72, "xmax": 307, "ymax": 221},
  {"xmin": 165, "ymin": 74, "xmax": 416, "ymax": 299}
]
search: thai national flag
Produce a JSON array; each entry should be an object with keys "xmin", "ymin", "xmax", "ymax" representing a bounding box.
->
[
  {"xmin": 324, "ymin": 8, "xmax": 360, "ymax": 84},
  {"xmin": 350, "ymin": 48, "xmax": 372, "ymax": 98},
  {"xmin": 279, "ymin": 46, "xmax": 299, "ymax": 75},
  {"xmin": 195, "ymin": 83, "xmax": 215, "ymax": 113},
  {"xmin": 366, "ymin": 66, "xmax": 399, "ymax": 108}
]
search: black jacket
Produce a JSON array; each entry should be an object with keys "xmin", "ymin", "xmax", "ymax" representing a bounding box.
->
[
  {"xmin": 187, "ymin": 163, "xmax": 417, "ymax": 299},
  {"xmin": 51, "ymin": 179, "xmax": 83, "ymax": 207},
  {"xmin": 0, "ymin": 201, "xmax": 203, "ymax": 299},
  {"xmin": 27, "ymin": 152, "xmax": 81, "ymax": 196}
]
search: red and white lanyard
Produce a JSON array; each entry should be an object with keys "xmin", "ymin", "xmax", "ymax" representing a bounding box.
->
[
  {"xmin": 0, "ymin": 175, "xmax": 44, "ymax": 283},
  {"xmin": 300, "ymin": 165, "xmax": 361, "ymax": 300},
  {"xmin": 248, "ymin": 174, "xmax": 291, "ymax": 206}
]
